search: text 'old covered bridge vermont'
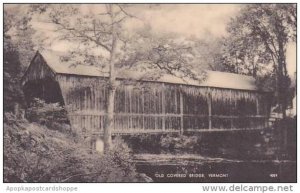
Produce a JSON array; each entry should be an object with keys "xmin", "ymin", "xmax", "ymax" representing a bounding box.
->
[{"xmin": 22, "ymin": 50, "xmax": 271, "ymax": 135}]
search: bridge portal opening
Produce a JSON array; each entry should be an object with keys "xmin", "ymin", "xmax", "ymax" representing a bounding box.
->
[{"xmin": 23, "ymin": 77, "xmax": 65, "ymax": 106}]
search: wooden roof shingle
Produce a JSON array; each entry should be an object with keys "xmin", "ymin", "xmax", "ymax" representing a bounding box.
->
[{"xmin": 24, "ymin": 50, "xmax": 258, "ymax": 91}]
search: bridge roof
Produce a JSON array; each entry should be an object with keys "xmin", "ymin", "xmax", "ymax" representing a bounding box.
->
[{"xmin": 38, "ymin": 49, "xmax": 257, "ymax": 91}]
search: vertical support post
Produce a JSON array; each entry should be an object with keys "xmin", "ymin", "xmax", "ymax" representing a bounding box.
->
[
  {"xmin": 230, "ymin": 90, "xmax": 233, "ymax": 129},
  {"xmin": 256, "ymin": 94, "xmax": 260, "ymax": 115},
  {"xmin": 142, "ymin": 88, "xmax": 145, "ymax": 131},
  {"xmin": 162, "ymin": 83, "xmax": 166, "ymax": 131},
  {"xmin": 264, "ymin": 95, "xmax": 269, "ymax": 128},
  {"xmin": 256, "ymin": 94, "xmax": 261, "ymax": 129},
  {"xmin": 208, "ymin": 88, "xmax": 212, "ymax": 130},
  {"xmin": 129, "ymin": 86, "xmax": 132, "ymax": 130},
  {"xmin": 180, "ymin": 86, "xmax": 184, "ymax": 134}
]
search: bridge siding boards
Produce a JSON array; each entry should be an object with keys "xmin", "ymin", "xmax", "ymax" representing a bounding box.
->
[{"xmin": 22, "ymin": 51, "xmax": 271, "ymax": 135}]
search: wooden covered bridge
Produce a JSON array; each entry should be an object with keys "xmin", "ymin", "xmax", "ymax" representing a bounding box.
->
[{"xmin": 22, "ymin": 50, "xmax": 271, "ymax": 135}]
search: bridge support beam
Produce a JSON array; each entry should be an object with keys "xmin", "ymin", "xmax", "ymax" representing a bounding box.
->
[
  {"xmin": 162, "ymin": 83, "xmax": 166, "ymax": 131},
  {"xmin": 208, "ymin": 88, "xmax": 212, "ymax": 130},
  {"xmin": 180, "ymin": 87, "xmax": 184, "ymax": 134}
]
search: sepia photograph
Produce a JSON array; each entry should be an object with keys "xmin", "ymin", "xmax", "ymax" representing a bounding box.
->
[{"xmin": 3, "ymin": 3, "xmax": 297, "ymax": 183}]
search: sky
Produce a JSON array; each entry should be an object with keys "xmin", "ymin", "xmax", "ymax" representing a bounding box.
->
[
  {"xmin": 129, "ymin": 4, "xmax": 296, "ymax": 76},
  {"xmin": 6, "ymin": 4, "xmax": 297, "ymax": 76},
  {"xmin": 36, "ymin": 4, "xmax": 241, "ymax": 49},
  {"xmin": 126, "ymin": 4, "xmax": 241, "ymax": 38},
  {"xmin": 53, "ymin": 4, "xmax": 296, "ymax": 76}
]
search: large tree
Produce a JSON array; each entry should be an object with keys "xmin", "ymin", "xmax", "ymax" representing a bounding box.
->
[
  {"xmin": 4, "ymin": 6, "xmax": 36, "ymax": 113},
  {"xmin": 225, "ymin": 4, "xmax": 296, "ymax": 118},
  {"xmin": 44, "ymin": 4, "xmax": 135, "ymax": 152},
  {"xmin": 36, "ymin": 4, "xmax": 204, "ymax": 152}
]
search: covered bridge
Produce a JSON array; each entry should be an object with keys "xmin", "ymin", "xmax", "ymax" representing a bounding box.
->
[{"xmin": 22, "ymin": 50, "xmax": 271, "ymax": 135}]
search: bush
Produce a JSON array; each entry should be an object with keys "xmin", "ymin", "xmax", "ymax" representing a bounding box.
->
[
  {"xmin": 122, "ymin": 134, "xmax": 201, "ymax": 154},
  {"xmin": 50, "ymin": 140, "xmax": 139, "ymax": 182},
  {"xmin": 98, "ymin": 137, "xmax": 138, "ymax": 182},
  {"xmin": 122, "ymin": 134, "xmax": 163, "ymax": 153},
  {"xmin": 160, "ymin": 134, "xmax": 199, "ymax": 153},
  {"xmin": 273, "ymin": 117, "xmax": 296, "ymax": 160},
  {"xmin": 4, "ymin": 113, "xmax": 142, "ymax": 182},
  {"xmin": 26, "ymin": 98, "xmax": 70, "ymax": 132}
]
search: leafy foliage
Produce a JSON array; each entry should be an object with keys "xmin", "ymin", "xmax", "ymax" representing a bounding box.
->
[
  {"xmin": 160, "ymin": 134, "xmax": 199, "ymax": 153},
  {"xmin": 26, "ymin": 98, "xmax": 70, "ymax": 132},
  {"xmin": 118, "ymin": 29, "xmax": 207, "ymax": 83},
  {"xmin": 3, "ymin": 43, "xmax": 24, "ymax": 112},
  {"xmin": 123, "ymin": 134, "xmax": 200, "ymax": 154},
  {"xmin": 4, "ymin": 7, "xmax": 36, "ymax": 113},
  {"xmin": 4, "ymin": 113, "xmax": 143, "ymax": 182},
  {"xmin": 224, "ymin": 4, "xmax": 296, "ymax": 116},
  {"xmin": 122, "ymin": 134, "xmax": 163, "ymax": 154}
]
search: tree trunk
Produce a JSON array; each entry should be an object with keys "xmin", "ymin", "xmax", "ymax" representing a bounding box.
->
[
  {"xmin": 277, "ymin": 44, "xmax": 288, "ymax": 119},
  {"xmin": 104, "ymin": 87, "xmax": 115, "ymax": 152},
  {"xmin": 103, "ymin": 5, "xmax": 118, "ymax": 153},
  {"xmin": 251, "ymin": 56, "xmax": 257, "ymax": 77},
  {"xmin": 276, "ymin": 31, "xmax": 288, "ymax": 152}
]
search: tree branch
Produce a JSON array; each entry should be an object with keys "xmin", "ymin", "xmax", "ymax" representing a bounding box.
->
[
  {"xmin": 52, "ymin": 19, "xmax": 112, "ymax": 53},
  {"xmin": 117, "ymin": 5, "xmax": 138, "ymax": 19}
]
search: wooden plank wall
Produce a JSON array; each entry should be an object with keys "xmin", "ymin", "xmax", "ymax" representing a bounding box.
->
[
  {"xmin": 56, "ymin": 75, "xmax": 270, "ymax": 134},
  {"xmin": 22, "ymin": 53, "xmax": 56, "ymax": 85},
  {"xmin": 57, "ymin": 75, "xmax": 108, "ymax": 134}
]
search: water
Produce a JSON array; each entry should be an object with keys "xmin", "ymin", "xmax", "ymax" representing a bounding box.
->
[{"xmin": 134, "ymin": 154, "xmax": 296, "ymax": 182}]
